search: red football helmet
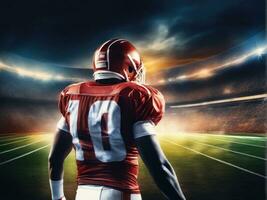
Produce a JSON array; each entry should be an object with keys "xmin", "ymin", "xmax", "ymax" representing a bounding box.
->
[{"xmin": 92, "ymin": 39, "xmax": 145, "ymax": 83}]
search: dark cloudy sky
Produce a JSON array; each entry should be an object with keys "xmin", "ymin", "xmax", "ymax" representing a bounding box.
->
[
  {"xmin": 0, "ymin": 0, "xmax": 266, "ymax": 133},
  {"xmin": 0, "ymin": 0, "xmax": 264, "ymax": 69}
]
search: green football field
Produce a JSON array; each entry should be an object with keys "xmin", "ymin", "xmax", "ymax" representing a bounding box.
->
[{"xmin": 0, "ymin": 133, "xmax": 266, "ymax": 200}]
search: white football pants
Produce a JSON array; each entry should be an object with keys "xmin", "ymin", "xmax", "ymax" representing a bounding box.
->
[{"xmin": 75, "ymin": 185, "xmax": 142, "ymax": 200}]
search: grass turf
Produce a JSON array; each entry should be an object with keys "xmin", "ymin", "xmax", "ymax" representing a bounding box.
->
[{"xmin": 0, "ymin": 133, "xmax": 265, "ymax": 200}]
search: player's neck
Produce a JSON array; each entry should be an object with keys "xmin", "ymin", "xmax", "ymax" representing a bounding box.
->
[{"xmin": 96, "ymin": 79, "xmax": 124, "ymax": 85}]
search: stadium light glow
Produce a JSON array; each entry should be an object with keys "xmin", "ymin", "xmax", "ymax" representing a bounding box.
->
[
  {"xmin": 176, "ymin": 75, "xmax": 187, "ymax": 80},
  {"xmin": 254, "ymin": 47, "xmax": 265, "ymax": 56},
  {"xmin": 170, "ymin": 93, "xmax": 267, "ymax": 108},
  {"xmin": 0, "ymin": 61, "xmax": 85, "ymax": 82},
  {"xmin": 223, "ymin": 87, "xmax": 232, "ymax": 94},
  {"xmin": 15, "ymin": 67, "xmax": 53, "ymax": 81},
  {"xmin": 194, "ymin": 69, "xmax": 213, "ymax": 79},
  {"xmin": 158, "ymin": 44, "xmax": 267, "ymax": 85}
]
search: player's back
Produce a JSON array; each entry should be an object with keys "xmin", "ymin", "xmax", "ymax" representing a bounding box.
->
[{"xmin": 57, "ymin": 81, "xmax": 164, "ymax": 194}]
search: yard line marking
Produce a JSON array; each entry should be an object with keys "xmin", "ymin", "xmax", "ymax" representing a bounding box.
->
[
  {"xmin": 201, "ymin": 134, "xmax": 267, "ymax": 142},
  {"xmin": 0, "ymin": 134, "xmax": 30, "ymax": 139},
  {"xmin": 0, "ymin": 135, "xmax": 32, "ymax": 142},
  {"xmin": 0, "ymin": 139, "xmax": 46, "ymax": 155},
  {"xmin": 0, "ymin": 133, "xmax": 49, "ymax": 141},
  {"xmin": 0, "ymin": 132, "xmax": 52, "ymax": 139},
  {"xmin": 163, "ymin": 139, "xmax": 266, "ymax": 179},
  {"xmin": 0, "ymin": 137, "xmax": 33, "ymax": 147},
  {"xmin": 0, "ymin": 144, "xmax": 50, "ymax": 166},
  {"xmin": 0, "ymin": 134, "xmax": 23, "ymax": 138},
  {"xmin": 209, "ymin": 137, "xmax": 265, "ymax": 148},
  {"xmin": 178, "ymin": 134, "xmax": 266, "ymax": 147},
  {"xmin": 191, "ymin": 140, "xmax": 266, "ymax": 161}
]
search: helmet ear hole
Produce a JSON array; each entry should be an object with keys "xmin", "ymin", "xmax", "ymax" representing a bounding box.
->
[{"xmin": 128, "ymin": 66, "xmax": 134, "ymax": 73}]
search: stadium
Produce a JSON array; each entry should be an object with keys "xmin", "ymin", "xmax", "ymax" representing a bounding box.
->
[{"xmin": 0, "ymin": 0, "xmax": 266, "ymax": 200}]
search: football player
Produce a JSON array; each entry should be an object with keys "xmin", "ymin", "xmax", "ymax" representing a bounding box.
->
[{"xmin": 48, "ymin": 39, "xmax": 186, "ymax": 200}]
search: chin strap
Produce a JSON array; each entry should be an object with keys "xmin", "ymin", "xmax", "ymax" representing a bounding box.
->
[{"xmin": 49, "ymin": 179, "xmax": 65, "ymax": 200}]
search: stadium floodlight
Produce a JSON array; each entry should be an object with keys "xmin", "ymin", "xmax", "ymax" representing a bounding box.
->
[
  {"xmin": 176, "ymin": 75, "xmax": 187, "ymax": 80},
  {"xmin": 0, "ymin": 60, "xmax": 85, "ymax": 82},
  {"xmin": 170, "ymin": 93, "xmax": 267, "ymax": 108},
  {"xmin": 157, "ymin": 43, "xmax": 267, "ymax": 85},
  {"xmin": 254, "ymin": 47, "xmax": 265, "ymax": 57}
]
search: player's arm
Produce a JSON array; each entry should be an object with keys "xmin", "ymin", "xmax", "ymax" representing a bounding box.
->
[
  {"xmin": 136, "ymin": 134, "xmax": 186, "ymax": 200},
  {"xmin": 132, "ymin": 87, "xmax": 185, "ymax": 200},
  {"xmin": 48, "ymin": 129, "xmax": 72, "ymax": 200}
]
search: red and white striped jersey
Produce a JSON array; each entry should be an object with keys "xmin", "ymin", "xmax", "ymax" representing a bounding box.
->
[{"xmin": 57, "ymin": 81, "xmax": 165, "ymax": 193}]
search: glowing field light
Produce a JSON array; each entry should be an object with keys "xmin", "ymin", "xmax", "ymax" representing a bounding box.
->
[
  {"xmin": 158, "ymin": 79, "xmax": 166, "ymax": 83},
  {"xmin": 0, "ymin": 61, "xmax": 85, "ymax": 82},
  {"xmin": 0, "ymin": 62, "xmax": 4, "ymax": 69},
  {"xmin": 223, "ymin": 87, "xmax": 232, "ymax": 94},
  {"xmin": 254, "ymin": 47, "xmax": 265, "ymax": 56},
  {"xmin": 170, "ymin": 93, "xmax": 267, "ymax": 108},
  {"xmin": 157, "ymin": 44, "xmax": 267, "ymax": 85},
  {"xmin": 216, "ymin": 45, "xmax": 266, "ymax": 70},
  {"xmin": 194, "ymin": 69, "xmax": 213, "ymax": 79},
  {"xmin": 15, "ymin": 67, "xmax": 53, "ymax": 81},
  {"xmin": 55, "ymin": 75, "xmax": 64, "ymax": 80},
  {"xmin": 176, "ymin": 75, "xmax": 187, "ymax": 80}
]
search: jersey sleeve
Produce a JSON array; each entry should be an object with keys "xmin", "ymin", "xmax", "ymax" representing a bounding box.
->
[
  {"xmin": 56, "ymin": 88, "xmax": 70, "ymax": 133},
  {"xmin": 132, "ymin": 86, "xmax": 165, "ymax": 139}
]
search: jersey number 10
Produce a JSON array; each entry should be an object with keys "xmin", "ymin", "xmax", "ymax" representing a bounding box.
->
[{"xmin": 67, "ymin": 100, "xmax": 127, "ymax": 162}]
